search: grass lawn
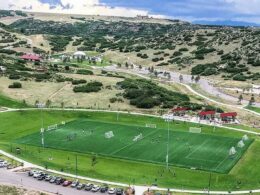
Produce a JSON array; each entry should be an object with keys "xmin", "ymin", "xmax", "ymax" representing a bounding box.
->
[
  {"xmin": 16, "ymin": 119, "xmax": 252, "ymax": 173},
  {"xmin": 0, "ymin": 94, "xmax": 29, "ymax": 108},
  {"xmin": 246, "ymin": 106, "xmax": 260, "ymax": 114},
  {"xmin": 0, "ymin": 110, "xmax": 259, "ymax": 190}
]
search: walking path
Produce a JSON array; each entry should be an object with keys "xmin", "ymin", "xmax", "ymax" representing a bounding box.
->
[{"xmin": 1, "ymin": 149, "xmax": 260, "ymax": 195}]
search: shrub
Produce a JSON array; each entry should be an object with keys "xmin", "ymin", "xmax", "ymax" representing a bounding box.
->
[
  {"xmin": 9, "ymin": 82, "xmax": 22, "ymax": 88},
  {"xmin": 73, "ymin": 81, "xmax": 103, "ymax": 93},
  {"xmin": 72, "ymin": 79, "xmax": 87, "ymax": 85},
  {"xmin": 76, "ymin": 69, "xmax": 94, "ymax": 75}
]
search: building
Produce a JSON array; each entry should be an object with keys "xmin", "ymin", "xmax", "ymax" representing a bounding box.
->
[
  {"xmin": 198, "ymin": 110, "xmax": 216, "ymax": 120},
  {"xmin": 73, "ymin": 51, "xmax": 86, "ymax": 59},
  {"xmin": 220, "ymin": 112, "xmax": 237, "ymax": 122},
  {"xmin": 171, "ymin": 107, "xmax": 189, "ymax": 116},
  {"xmin": 20, "ymin": 54, "xmax": 41, "ymax": 62}
]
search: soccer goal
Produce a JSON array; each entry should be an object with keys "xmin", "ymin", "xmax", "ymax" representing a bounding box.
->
[
  {"xmin": 189, "ymin": 127, "xmax": 202, "ymax": 133},
  {"xmin": 145, "ymin": 124, "xmax": 157, "ymax": 128},
  {"xmin": 61, "ymin": 121, "xmax": 66, "ymax": 125},
  {"xmin": 237, "ymin": 140, "xmax": 245, "ymax": 148},
  {"xmin": 133, "ymin": 133, "xmax": 143, "ymax": 142},
  {"xmin": 46, "ymin": 124, "xmax": 58, "ymax": 131},
  {"xmin": 229, "ymin": 147, "xmax": 237, "ymax": 156},
  {"xmin": 242, "ymin": 134, "xmax": 249, "ymax": 141},
  {"xmin": 105, "ymin": 131, "xmax": 114, "ymax": 139}
]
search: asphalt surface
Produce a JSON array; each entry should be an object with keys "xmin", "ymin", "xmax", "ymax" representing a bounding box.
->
[{"xmin": 0, "ymin": 168, "xmax": 103, "ymax": 195}]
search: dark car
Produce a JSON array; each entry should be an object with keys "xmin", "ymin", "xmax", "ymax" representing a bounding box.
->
[
  {"xmin": 116, "ymin": 188, "xmax": 124, "ymax": 195},
  {"xmin": 62, "ymin": 180, "xmax": 72, "ymax": 187},
  {"xmin": 76, "ymin": 183, "xmax": 86, "ymax": 190},
  {"xmin": 71, "ymin": 180, "xmax": 79, "ymax": 188},
  {"xmin": 55, "ymin": 177, "xmax": 65, "ymax": 185},
  {"xmin": 37, "ymin": 174, "xmax": 47, "ymax": 181},
  {"xmin": 100, "ymin": 185, "xmax": 109, "ymax": 193},
  {"xmin": 49, "ymin": 176, "xmax": 57, "ymax": 183},
  {"xmin": 85, "ymin": 183, "xmax": 93, "ymax": 191}
]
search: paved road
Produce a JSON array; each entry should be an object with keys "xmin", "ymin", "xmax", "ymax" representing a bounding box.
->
[
  {"xmin": 0, "ymin": 168, "xmax": 102, "ymax": 195},
  {"xmin": 104, "ymin": 65, "xmax": 260, "ymax": 107}
]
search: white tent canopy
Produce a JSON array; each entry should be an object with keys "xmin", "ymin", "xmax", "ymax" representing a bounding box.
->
[{"xmin": 73, "ymin": 51, "xmax": 86, "ymax": 57}]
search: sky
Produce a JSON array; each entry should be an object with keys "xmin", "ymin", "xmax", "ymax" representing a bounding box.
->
[{"xmin": 1, "ymin": 0, "xmax": 260, "ymax": 24}]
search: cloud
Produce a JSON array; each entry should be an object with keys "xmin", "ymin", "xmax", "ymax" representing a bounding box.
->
[{"xmin": 0, "ymin": 0, "xmax": 164, "ymax": 18}]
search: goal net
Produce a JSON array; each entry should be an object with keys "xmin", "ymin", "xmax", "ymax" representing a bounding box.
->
[
  {"xmin": 133, "ymin": 133, "xmax": 143, "ymax": 142},
  {"xmin": 145, "ymin": 124, "xmax": 157, "ymax": 128},
  {"xmin": 242, "ymin": 134, "xmax": 248, "ymax": 141},
  {"xmin": 47, "ymin": 124, "xmax": 58, "ymax": 131},
  {"xmin": 237, "ymin": 140, "xmax": 245, "ymax": 148},
  {"xmin": 105, "ymin": 131, "xmax": 114, "ymax": 139},
  {"xmin": 229, "ymin": 147, "xmax": 237, "ymax": 156},
  {"xmin": 189, "ymin": 127, "xmax": 202, "ymax": 133}
]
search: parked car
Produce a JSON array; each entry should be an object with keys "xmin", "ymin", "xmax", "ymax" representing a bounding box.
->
[
  {"xmin": 0, "ymin": 161, "xmax": 8, "ymax": 168},
  {"xmin": 33, "ymin": 171, "xmax": 44, "ymax": 178},
  {"xmin": 49, "ymin": 176, "xmax": 57, "ymax": 183},
  {"xmin": 108, "ymin": 188, "xmax": 116, "ymax": 194},
  {"xmin": 71, "ymin": 180, "xmax": 79, "ymax": 188},
  {"xmin": 45, "ymin": 175, "xmax": 52, "ymax": 181},
  {"xmin": 85, "ymin": 183, "xmax": 94, "ymax": 191},
  {"xmin": 55, "ymin": 177, "xmax": 65, "ymax": 185},
  {"xmin": 91, "ymin": 185, "xmax": 101, "ymax": 192},
  {"xmin": 62, "ymin": 180, "xmax": 72, "ymax": 187},
  {"xmin": 37, "ymin": 173, "xmax": 47, "ymax": 181},
  {"xmin": 100, "ymin": 185, "xmax": 109, "ymax": 193},
  {"xmin": 28, "ymin": 170, "xmax": 38, "ymax": 176},
  {"xmin": 76, "ymin": 183, "xmax": 86, "ymax": 190},
  {"xmin": 116, "ymin": 188, "xmax": 124, "ymax": 195}
]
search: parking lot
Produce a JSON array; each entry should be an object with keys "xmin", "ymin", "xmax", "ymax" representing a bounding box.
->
[{"xmin": 0, "ymin": 160, "xmax": 128, "ymax": 195}]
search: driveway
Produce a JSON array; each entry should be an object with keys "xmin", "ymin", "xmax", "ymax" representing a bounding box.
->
[{"xmin": 0, "ymin": 168, "xmax": 102, "ymax": 195}]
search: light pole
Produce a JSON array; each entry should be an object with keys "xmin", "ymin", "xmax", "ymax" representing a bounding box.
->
[
  {"xmin": 37, "ymin": 102, "xmax": 45, "ymax": 147},
  {"xmin": 165, "ymin": 117, "xmax": 173, "ymax": 169}
]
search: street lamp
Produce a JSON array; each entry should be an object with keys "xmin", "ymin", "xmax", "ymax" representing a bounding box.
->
[
  {"xmin": 37, "ymin": 102, "xmax": 45, "ymax": 147},
  {"xmin": 164, "ymin": 116, "xmax": 173, "ymax": 169}
]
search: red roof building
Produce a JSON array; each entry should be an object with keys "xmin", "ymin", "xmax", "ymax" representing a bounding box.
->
[
  {"xmin": 198, "ymin": 110, "xmax": 216, "ymax": 120},
  {"xmin": 172, "ymin": 107, "xmax": 188, "ymax": 112},
  {"xmin": 220, "ymin": 112, "xmax": 237, "ymax": 122},
  {"xmin": 20, "ymin": 54, "xmax": 41, "ymax": 61}
]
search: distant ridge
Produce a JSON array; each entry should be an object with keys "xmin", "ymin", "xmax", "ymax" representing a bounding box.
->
[{"xmin": 193, "ymin": 20, "xmax": 260, "ymax": 27}]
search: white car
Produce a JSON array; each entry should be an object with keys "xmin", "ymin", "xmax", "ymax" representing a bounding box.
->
[
  {"xmin": 0, "ymin": 161, "xmax": 8, "ymax": 168},
  {"xmin": 108, "ymin": 188, "xmax": 116, "ymax": 194},
  {"xmin": 33, "ymin": 171, "xmax": 43, "ymax": 178},
  {"xmin": 91, "ymin": 185, "xmax": 100, "ymax": 192}
]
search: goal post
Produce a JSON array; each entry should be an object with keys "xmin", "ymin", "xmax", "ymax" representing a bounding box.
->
[
  {"xmin": 189, "ymin": 127, "xmax": 202, "ymax": 133},
  {"xmin": 46, "ymin": 124, "xmax": 58, "ymax": 132},
  {"xmin": 229, "ymin": 146, "xmax": 237, "ymax": 156},
  {"xmin": 105, "ymin": 131, "xmax": 114, "ymax": 139},
  {"xmin": 145, "ymin": 124, "xmax": 157, "ymax": 128}
]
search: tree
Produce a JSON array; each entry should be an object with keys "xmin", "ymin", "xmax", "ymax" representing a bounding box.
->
[
  {"xmin": 154, "ymin": 70, "xmax": 158, "ymax": 77},
  {"xmin": 35, "ymin": 100, "xmax": 39, "ymax": 107},
  {"xmin": 125, "ymin": 62, "xmax": 129, "ymax": 69},
  {"xmin": 61, "ymin": 102, "xmax": 65, "ymax": 108},
  {"xmin": 249, "ymin": 95, "xmax": 255, "ymax": 106},
  {"xmin": 179, "ymin": 74, "xmax": 183, "ymax": 82},
  {"xmin": 238, "ymin": 94, "xmax": 243, "ymax": 104},
  {"xmin": 195, "ymin": 75, "xmax": 201, "ymax": 83},
  {"xmin": 91, "ymin": 154, "xmax": 98, "ymax": 167},
  {"xmin": 46, "ymin": 99, "xmax": 51, "ymax": 108},
  {"xmin": 139, "ymin": 65, "xmax": 142, "ymax": 70},
  {"xmin": 191, "ymin": 75, "xmax": 194, "ymax": 82},
  {"xmin": 167, "ymin": 73, "xmax": 171, "ymax": 80}
]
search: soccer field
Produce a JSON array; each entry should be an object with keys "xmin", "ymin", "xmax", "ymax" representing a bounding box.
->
[{"xmin": 16, "ymin": 119, "xmax": 253, "ymax": 173}]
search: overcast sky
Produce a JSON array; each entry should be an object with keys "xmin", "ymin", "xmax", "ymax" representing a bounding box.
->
[{"xmin": 1, "ymin": 0, "xmax": 260, "ymax": 24}]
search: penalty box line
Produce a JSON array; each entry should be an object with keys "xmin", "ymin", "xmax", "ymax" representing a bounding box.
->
[{"xmin": 110, "ymin": 129, "xmax": 160, "ymax": 155}]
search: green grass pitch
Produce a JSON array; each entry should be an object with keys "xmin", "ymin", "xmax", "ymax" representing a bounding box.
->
[{"xmin": 16, "ymin": 119, "xmax": 253, "ymax": 173}]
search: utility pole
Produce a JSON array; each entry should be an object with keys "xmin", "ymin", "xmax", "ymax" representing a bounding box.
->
[
  {"xmin": 37, "ymin": 102, "xmax": 45, "ymax": 147},
  {"xmin": 208, "ymin": 172, "xmax": 212, "ymax": 195},
  {"xmin": 166, "ymin": 117, "xmax": 172, "ymax": 169},
  {"xmin": 75, "ymin": 154, "xmax": 78, "ymax": 178}
]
